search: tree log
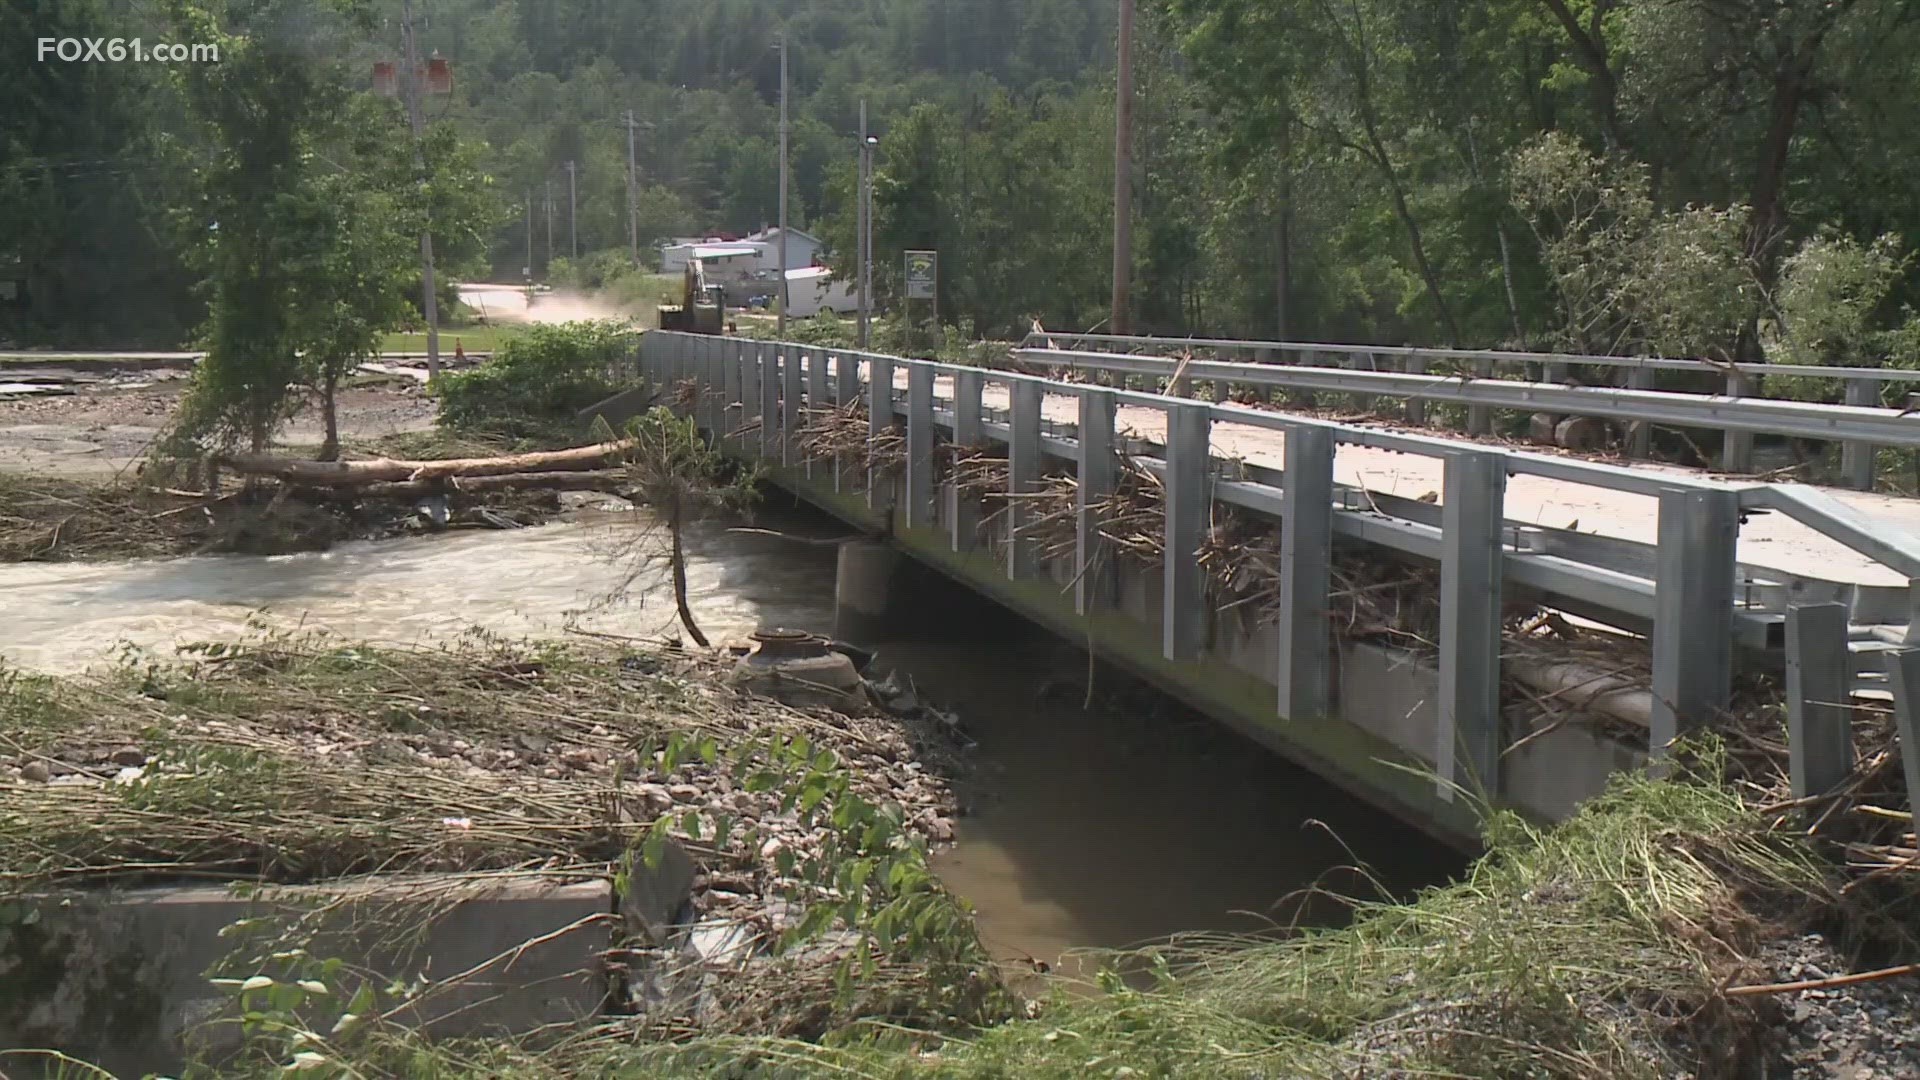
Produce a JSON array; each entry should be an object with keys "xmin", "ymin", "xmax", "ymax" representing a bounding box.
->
[
  {"xmin": 220, "ymin": 441, "xmax": 633, "ymax": 485},
  {"xmin": 294, "ymin": 470, "xmax": 628, "ymax": 500}
]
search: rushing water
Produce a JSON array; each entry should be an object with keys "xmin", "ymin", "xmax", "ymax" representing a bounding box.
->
[{"xmin": 0, "ymin": 504, "xmax": 1454, "ymax": 973}]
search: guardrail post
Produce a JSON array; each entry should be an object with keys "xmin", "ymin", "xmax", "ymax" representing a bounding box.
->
[
  {"xmin": 1649, "ymin": 488, "xmax": 1739, "ymax": 758},
  {"xmin": 720, "ymin": 339, "xmax": 740, "ymax": 448},
  {"xmin": 906, "ymin": 364, "xmax": 936, "ymax": 530},
  {"xmin": 806, "ymin": 346, "xmax": 829, "ymax": 478},
  {"xmin": 1076, "ymin": 387, "xmax": 1117, "ymax": 614},
  {"xmin": 1007, "ymin": 380, "xmax": 1044, "ymax": 579},
  {"xmin": 1163, "ymin": 402, "xmax": 1212, "ymax": 661},
  {"xmin": 1437, "ymin": 450, "xmax": 1506, "ymax": 800},
  {"xmin": 1466, "ymin": 359, "xmax": 1495, "ymax": 436},
  {"xmin": 1842, "ymin": 379, "xmax": 1877, "ymax": 490},
  {"xmin": 867, "ymin": 355, "xmax": 894, "ymax": 512},
  {"xmin": 1722, "ymin": 370, "xmax": 1755, "ymax": 474},
  {"xmin": 699, "ymin": 336, "xmax": 719, "ymax": 436},
  {"xmin": 1277, "ymin": 425, "xmax": 1334, "ymax": 720},
  {"xmin": 782, "ymin": 343, "xmax": 803, "ymax": 467},
  {"xmin": 1402, "ymin": 353, "xmax": 1428, "ymax": 425},
  {"xmin": 1786, "ymin": 602, "xmax": 1855, "ymax": 799},
  {"xmin": 835, "ymin": 351, "xmax": 860, "ymax": 407},
  {"xmin": 1351, "ymin": 352, "xmax": 1378, "ymax": 416},
  {"xmin": 833, "ymin": 351, "xmax": 859, "ymax": 494},
  {"xmin": 1626, "ymin": 367, "xmax": 1655, "ymax": 458},
  {"xmin": 950, "ymin": 369, "xmax": 985, "ymax": 551},
  {"xmin": 1885, "ymin": 647, "xmax": 1920, "ymax": 839},
  {"xmin": 759, "ymin": 343, "xmax": 781, "ymax": 462}
]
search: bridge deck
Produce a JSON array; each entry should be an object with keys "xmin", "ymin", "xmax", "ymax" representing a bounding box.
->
[{"xmin": 961, "ymin": 377, "xmax": 1920, "ymax": 588}]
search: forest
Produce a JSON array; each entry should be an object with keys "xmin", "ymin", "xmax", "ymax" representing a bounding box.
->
[{"xmin": 6, "ymin": 0, "xmax": 1920, "ymax": 366}]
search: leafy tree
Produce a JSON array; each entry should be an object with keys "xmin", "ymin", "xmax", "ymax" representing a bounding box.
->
[{"xmin": 162, "ymin": 0, "xmax": 369, "ymax": 452}]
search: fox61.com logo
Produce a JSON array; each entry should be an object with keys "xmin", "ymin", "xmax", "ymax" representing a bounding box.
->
[{"xmin": 38, "ymin": 37, "xmax": 220, "ymax": 63}]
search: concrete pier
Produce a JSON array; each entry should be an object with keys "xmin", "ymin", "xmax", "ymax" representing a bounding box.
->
[{"xmin": 834, "ymin": 539, "xmax": 901, "ymax": 644}]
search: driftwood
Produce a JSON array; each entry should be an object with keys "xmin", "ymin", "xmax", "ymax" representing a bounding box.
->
[
  {"xmin": 295, "ymin": 470, "xmax": 628, "ymax": 500},
  {"xmin": 220, "ymin": 441, "xmax": 634, "ymax": 486}
]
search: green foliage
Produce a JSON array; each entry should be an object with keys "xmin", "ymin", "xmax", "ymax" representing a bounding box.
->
[
  {"xmin": 736, "ymin": 312, "xmax": 1008, "ymax": 366},
  {"xmin": 435, "ymin": 320, "xmax": 637, "ymax": 436},
  {"xmin": 1765, "ymin": 232, "xmax": 1920, "ymax": 401},
  {"xmin": 0, "ymin": 1, "xmax": 198, "ymax": 347}
]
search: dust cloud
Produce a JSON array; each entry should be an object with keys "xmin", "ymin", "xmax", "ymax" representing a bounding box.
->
[{"xmin": 457, "ymin": 283, "xmax": 631, "ymax": 326}]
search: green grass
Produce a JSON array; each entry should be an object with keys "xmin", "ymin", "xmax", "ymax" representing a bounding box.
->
[
  {"xmin": 379, "ymin": 325, "xmax": 521, "ymax": 355},
  {"xmin": 573, "ymin": 760, "xmax": 1832, "ymax": 1079},
  {"xmin": 185, "ymin": 751, "xmax": 1846, "ymax": 1079}
]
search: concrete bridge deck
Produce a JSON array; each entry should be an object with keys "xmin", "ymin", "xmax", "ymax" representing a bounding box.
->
[{"xmin": 950, "ymin": 371, "xmax": 1920, "ymax": 588}]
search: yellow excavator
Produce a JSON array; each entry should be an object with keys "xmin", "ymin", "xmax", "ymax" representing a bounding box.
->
[{"xmin": 657, "ymin": 258, "xmax": 726, "ymax": 334}]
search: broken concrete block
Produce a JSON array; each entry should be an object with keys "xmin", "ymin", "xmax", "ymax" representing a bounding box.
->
[{"xmin": 0, "ymin": 874, "xmax": 612, "ymax": 1078}]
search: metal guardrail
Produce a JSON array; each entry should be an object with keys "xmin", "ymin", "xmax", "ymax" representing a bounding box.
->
[
  {"xmin": 1019, "ymin": 347, "xmax": 1920, "ymax": 450},
  {"xmin": 1019, "ymin": 333, "xmax": 1920, "ymax": 488},
  {"xmin": 641, "ymin": 331, "xmax": 1920, "ymax": 817},
  {"xmin": 1020, "ymin": 332, "xmax": 1920, "ymax": 386}
]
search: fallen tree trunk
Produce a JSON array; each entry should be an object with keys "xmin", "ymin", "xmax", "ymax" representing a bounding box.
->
[
  {"xmin": 220, "ymin": 441, "xmax": 634, "ymax": 485},
  {"xmin": 1507, "ymin": 657, "xmax": 1653, "ymax": 730},
  {"xmin": 295, "ymin": 470, "xmax": 628, "ymax": 500}
]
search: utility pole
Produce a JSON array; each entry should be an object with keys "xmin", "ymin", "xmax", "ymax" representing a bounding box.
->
[
  {"xmin": 400, "ymin": 0, "xmax": 441, "ymax": 378},
  {"xmin": 857, "ymin": 100, "xmax": 870, "ymax": 349},
  {"xmin": 524, "ymin": 190, "xmax": 532, "ymax": 286},
  {"xmin": 776, "ymin": 32, "xmax": 791, "ymax": 337},
  {"xmin": 544, "ymin": 179, "xmax": 553, "ymax": 273},
  {"xmin": 626, "ymin": 110, "xmax": 639, "ymax": 266},
  {"xmin": 1111, "ymin": 0, "xmax": 1135, "ymax": 336},
  {"xmin": 566, "ymin": 159, "xmax": 578, "ymax": 260}
]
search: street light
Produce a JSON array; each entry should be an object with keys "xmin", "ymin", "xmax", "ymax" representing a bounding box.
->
[
  {"xmin": 857, "ymin": 100, "xmax": 876, "ymax": 349},
  {"xmin": 859, "ymin": 132, "xmax": 878, "ymax": 349},
  {"xmin": 774, "ymin": 33, "xmax": 790, "ymax": 337}
]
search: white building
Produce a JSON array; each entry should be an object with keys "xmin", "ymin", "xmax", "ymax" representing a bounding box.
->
[{"xmin": 744, "ymin": 227, "xmax": 825, "ymax": 273}]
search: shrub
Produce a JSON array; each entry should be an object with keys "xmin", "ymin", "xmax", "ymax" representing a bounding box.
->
[{"xmin": 435, "ymin": 320, "xmax": 637, "ymax": 437}]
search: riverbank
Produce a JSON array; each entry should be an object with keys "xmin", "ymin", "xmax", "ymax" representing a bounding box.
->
[
  {"xmin": 0, "ymin": 633, "xmax": 1001, "ymax": 1073},
  {"xmin": 3, "ymin": 577, "xmax": 1917, "ymax": 1076}
]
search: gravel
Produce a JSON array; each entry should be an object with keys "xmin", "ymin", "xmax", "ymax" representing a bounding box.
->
[{"xmin": 1760, "ymin": 932, "xmax": 1920, "ymax": 1079}]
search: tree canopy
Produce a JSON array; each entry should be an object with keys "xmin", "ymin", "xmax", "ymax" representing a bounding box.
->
[{"xmin": 7, "ymin": 0, "xmax": 1919, "ymax": 359}]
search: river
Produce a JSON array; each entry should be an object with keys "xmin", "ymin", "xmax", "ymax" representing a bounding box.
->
[{"xmin": 0, "ymin": 503, "xmax": 1455, "ymax": 975}]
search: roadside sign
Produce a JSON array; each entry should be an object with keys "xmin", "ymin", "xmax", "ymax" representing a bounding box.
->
[{"xmin": 905, "ymin": 250, "xmax": 937, "ymax": 300}]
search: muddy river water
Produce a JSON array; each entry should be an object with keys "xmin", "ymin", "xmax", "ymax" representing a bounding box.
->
[{"xmin": 0, "ymin": 503, "xmax": 1454, "ymax": 974}]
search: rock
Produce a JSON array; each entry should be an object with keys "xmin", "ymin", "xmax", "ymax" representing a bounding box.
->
[
  {"xmin": 927, "ymin": 817, "xmax": 955, "ymax": 842},
  {"xmin": 19, "ymin": 761, "xmax": 50, "ymax": 783},
  {"xmin": 685, "ymin": 921, "xmax": 759, "ymax": 967},
  {"xmin": 557, "ymin": 490, "xmax": 636, "ymax": 513},
  {"xmin": 621, "ymin": 837, "xmax": 695, "ymax": 945},
  {"xmin": 668, "ymin": 783, "xmax": 702, "ymax": 803},
  {"xmin": 109, "ymin": 746, "xmax": 146, "ymax": 767}
]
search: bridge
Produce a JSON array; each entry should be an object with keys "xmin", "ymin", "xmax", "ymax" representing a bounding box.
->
[{"xmin": 637, "ymin": 329, "xmax": 1920, "ymax": 846}]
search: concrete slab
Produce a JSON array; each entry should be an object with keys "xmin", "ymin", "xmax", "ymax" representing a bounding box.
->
[{"xmin": 0, "ymin": 874, "xmax": 612, "ymax": 1077}]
